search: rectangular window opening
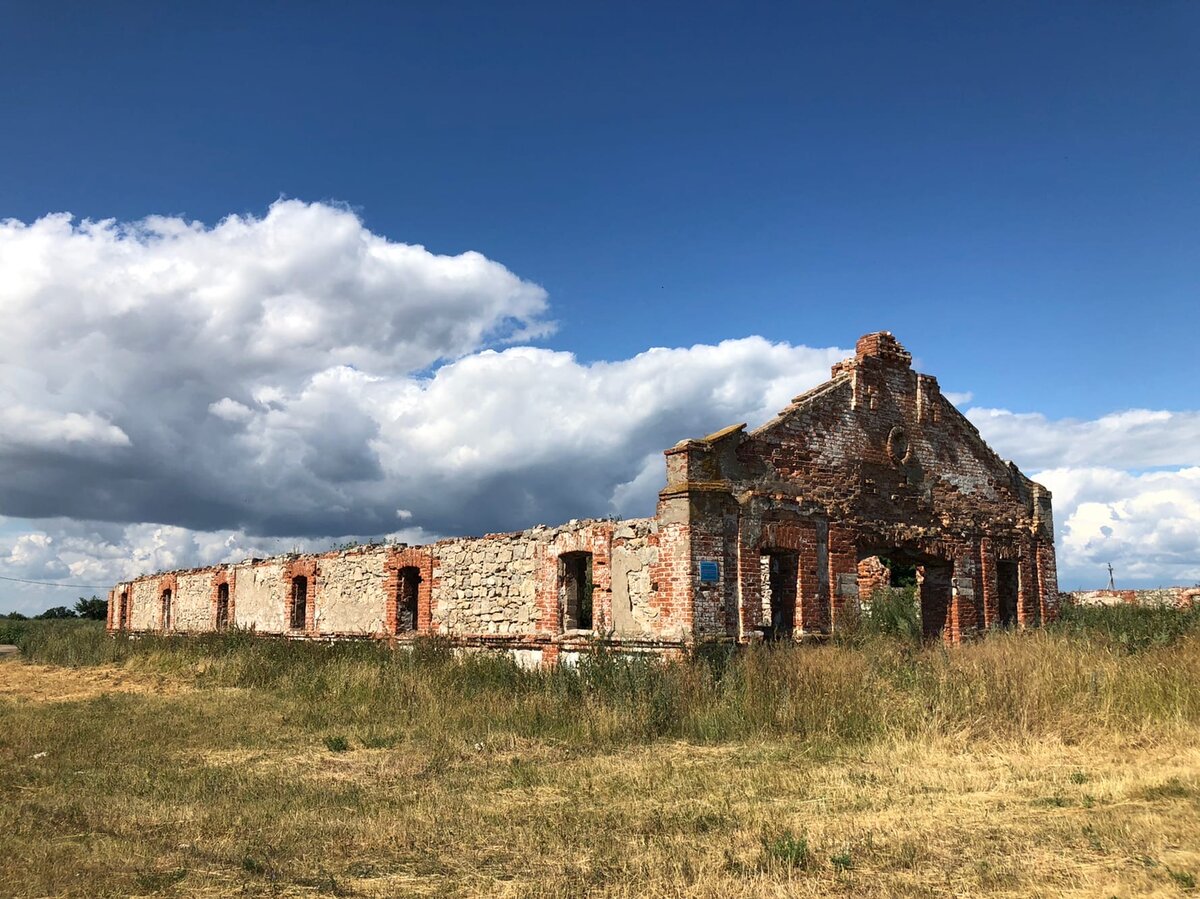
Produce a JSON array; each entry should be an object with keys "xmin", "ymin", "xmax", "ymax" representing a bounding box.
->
[
  {"xmin": 560, "ymin": 552, "xmax": 593, "ymax": 631},
  {"xmin": 396, "ymin": 567, "xmax": 420, "ymax": 633},
  {"xmin": 216, "ymin": 583, "xmax": 230, "ymax": 630},
  {"xmin": 290, "ymin": 576, "xmax": 308, "ymax": 630}
]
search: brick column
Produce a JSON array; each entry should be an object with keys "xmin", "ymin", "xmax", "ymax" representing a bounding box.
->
[
  {"xmin": 827, "ymin": 524, "xmax": 858, "ymax": 633},
  {"xmin": 1036, "ymin": 538, "xmax": 1060, "ymax": 623},
  {"xmin": 798, "ymin": 520, "xmax": 828, "ymax": 634},
  {"xmin": 647, "ymin": 521, "xmax": 694, "ymax": 639},
  {"xmin": 978, "ymin": 538, "xmax": 997, "ymax": 629},
  {"xmin": 532, "ymin": 541, "xmax": 559, "ymax": 635},
  {"xmin": 737, "ymin": 525, "xmax": 762, "ymax": 638},
  {"xmin": 1017, "ymin": 537, "xmax": 1039, "ymax": 628},
  {"xmin": 950, "ymin": 548, "xmax": 980, "ymax": 641}
]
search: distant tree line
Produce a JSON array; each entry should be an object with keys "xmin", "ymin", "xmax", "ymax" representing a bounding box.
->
[{"xmin": 0, "ymin": 596, "xmax": 108, "ymax": 621}]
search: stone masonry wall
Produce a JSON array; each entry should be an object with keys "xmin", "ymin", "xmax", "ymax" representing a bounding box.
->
[
  {"xmin": 315, "ymin": 546, "xmax": 389, "ymax": 634},
  {"xmin": 609, "ymin": 520, "xmax": 667, "ymax": 637},
  {"xmin": 432, "ymin": 532, "xmax": 543, "ymax": 635},
  {"xmin": 234, "ymin": 560, "xmax": 286, "ymax": 632}
]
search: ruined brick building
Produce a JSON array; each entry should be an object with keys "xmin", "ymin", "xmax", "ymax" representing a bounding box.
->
[{"xmin": 108, "ymin": 332, "xmax": 1059, "ymax": 662}]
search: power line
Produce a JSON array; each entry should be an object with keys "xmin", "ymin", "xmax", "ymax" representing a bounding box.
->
[{"xmin": 0, "ymin": 573, "xmax": 112, "ymax": 590}]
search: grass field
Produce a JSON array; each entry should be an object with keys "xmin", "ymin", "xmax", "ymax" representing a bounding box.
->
[{"xmin": 1, "ymin": 606, "xmax": 1198, "ymax": 897}]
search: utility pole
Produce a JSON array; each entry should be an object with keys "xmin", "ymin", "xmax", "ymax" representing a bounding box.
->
[{"xmin": 1107, "ymin": 562, "xmax": 1115, "ymax": 591}]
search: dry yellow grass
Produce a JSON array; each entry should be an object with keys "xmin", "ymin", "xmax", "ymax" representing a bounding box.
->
[
  {"xmin": 0, "ymin": 659, "xmax": 187, "ymax": 703},
  {"xmin": 1, "ymin": 651, "xmax": 1199, "ymax": 898}
]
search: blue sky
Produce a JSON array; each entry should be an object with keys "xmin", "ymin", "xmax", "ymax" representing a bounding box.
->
[{"xmin": 1, "ymin": 1, "xmax": 1198, "ymax": 611}]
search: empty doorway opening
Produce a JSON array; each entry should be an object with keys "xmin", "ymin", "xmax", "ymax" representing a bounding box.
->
[
  {"xmin": 760, "ymin": 550, "xmax": 798, "ymax": 640},
  {"xmin": 996, "ymin": 560, "xmax": 1018, "ymax": 627},
  {"xmin": 919, "ymin": 563, "xmax": 953, "ymax": 640}
]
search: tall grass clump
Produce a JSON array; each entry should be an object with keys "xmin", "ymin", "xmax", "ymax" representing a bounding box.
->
[
  {"xmin": 9, "ymin": 619, "xmax": 117, "ymax": 664},
  {"xmin": 14, "ymin": 605, "xmax": 1200, "ymax": 749},
  {"xmin": 860, "ymin": 586, "xmax": 922, "ymax": 644},
  {"xmin": 1051, "ymin": 600, "xmax": 1200, "ymax": 653},
  {"xmin": 0, "ymin": 618, "xmax": 30, "ymax": 645}
]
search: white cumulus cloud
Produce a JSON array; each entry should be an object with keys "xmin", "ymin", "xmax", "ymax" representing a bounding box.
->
[{"xmin": 966, "ymin": 407, "xmax": 1200, "ymax": 471}]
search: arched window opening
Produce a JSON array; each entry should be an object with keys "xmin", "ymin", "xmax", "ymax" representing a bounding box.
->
[
  {"xmin": 559, "ymin": 552, "xmax": 593, "ymax": 631},
  {"xmin": 119, "ymin": 591, "xmax": 129, "ymax": 630},
  {"xmin": 290, "ymin": 576, "xmax": 308, "ymax": 630},
  {"xmin": 161, "ymin": 589, "xmax": 173, "ymax": 632},
  {"xmin": 216, "ymin": 583, "xmax": 231, "ymax": 630},
  {"xmin": 395, "ymin": 567, "xmax": 421, "ymax": 633}
]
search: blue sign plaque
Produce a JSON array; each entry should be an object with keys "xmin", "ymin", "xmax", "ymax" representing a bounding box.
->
[{"xmin": 699, "ymin": 560, "xmax": 720, "ymax": 583}]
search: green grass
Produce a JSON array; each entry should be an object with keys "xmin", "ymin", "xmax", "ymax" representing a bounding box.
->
[
  {"xmin": 1051, "ymin": 600, "xmax": 1200, "ymax": 653},
  {"xmin": 761, "ymin": 832, "xmax": 811, "ymax": 870}
]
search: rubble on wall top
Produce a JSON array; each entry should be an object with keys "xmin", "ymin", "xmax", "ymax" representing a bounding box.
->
[{"xmin": 855, "ymin": 331, "xmax": 912, "ymax": 365}]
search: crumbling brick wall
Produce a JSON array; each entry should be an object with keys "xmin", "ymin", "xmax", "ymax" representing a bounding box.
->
[
  {"xmin": 653, "ymin": 331, "xmax": 1058, "ymax": 644},
  {"xmin": 857, "ymin": 556, "xmax": 891, "ymax": 602}
]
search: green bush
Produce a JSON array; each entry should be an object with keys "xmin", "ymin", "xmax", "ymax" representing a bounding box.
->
[
  {"xmin": 0, "ymin": 618, "xmax": 31, "ymax": 646},
  {"xmin": 862, "ymin": 586, "xmax": 922, "ymax": 643}
]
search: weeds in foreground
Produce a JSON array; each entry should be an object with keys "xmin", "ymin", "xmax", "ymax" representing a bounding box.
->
[
  {"xmin": 761, "ymin": 832, "xmax": 811, "ymax": 870},
  {"xmin": 1168, "ymin": 868, "xmax": 1198, "ymax": 890},
  {"xmin": 830, "ymin": 850, "xmax": 853, "ymax": 872},
  {"xmin": 323, "ymin": 734, "xmax": 350, "ymax": 753}
]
